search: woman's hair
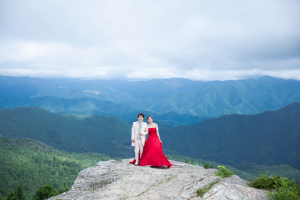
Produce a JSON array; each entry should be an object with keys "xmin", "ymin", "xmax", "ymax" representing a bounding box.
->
[
  {"xmin": 137, "ymin": 113, "xmax": 145, "ymax": 118},
  {"xmin": 147, "ymin": 116, "xmax": 153, "ymax": 120}
]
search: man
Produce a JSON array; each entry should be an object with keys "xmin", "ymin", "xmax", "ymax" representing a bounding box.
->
[{"xmin": 131, "ymin": 113, "xmax": 148, "ymax": 165}]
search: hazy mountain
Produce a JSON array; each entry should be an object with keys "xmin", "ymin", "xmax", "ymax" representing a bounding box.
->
[
  {"xmin": 1, "ymin": 75, "xmax": 300, "ymax": 120},
  {"xmin": 161, "ymin": 102, "xmax": 300, "ymax": 169},
  {"xmin": 126, "ymin": 76, "xmax": 300, "ymax": 117},
  {"xmin": 0, "ymin": 75, "xmax": 136, "ymax": 103},
  {"xmin": 0, "ymin": 96, "xmax": 209, "ymax": 126}
]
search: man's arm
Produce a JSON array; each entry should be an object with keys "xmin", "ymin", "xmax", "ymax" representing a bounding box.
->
[{"xmin": 131, "ymin": 122, "xmax": 135, "ymax": 142}]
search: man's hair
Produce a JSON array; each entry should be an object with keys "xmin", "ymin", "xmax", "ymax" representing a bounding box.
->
[
  {"xmin": 147, "ymin": 116, "xmax": 153, "ymax": 120},
  {"xmin": 137, "ymin": 113, "xmax": 145, "ymax": 118}
]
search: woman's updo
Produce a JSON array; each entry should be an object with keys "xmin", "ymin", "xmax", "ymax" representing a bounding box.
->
[{"xmin": 147, "ymin": 116, "xmax": 153, "ymax": 120}]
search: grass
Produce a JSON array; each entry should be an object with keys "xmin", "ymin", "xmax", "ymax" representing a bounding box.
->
[
  {"xmin": 215, "ymin": 166, "xmax": 236, "ymax": 178},
  {"xmin": 197, "ymin": 181, "xmax": 219, "ymax": 197},
  {"xmin": 154, "ymin": 175, "xmax": 177, "ymax": 186}
]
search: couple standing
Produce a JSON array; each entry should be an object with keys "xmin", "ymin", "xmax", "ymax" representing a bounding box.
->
[{"xmin": 130, "ymin": 113, "xmax": 173, "ymax": 168}]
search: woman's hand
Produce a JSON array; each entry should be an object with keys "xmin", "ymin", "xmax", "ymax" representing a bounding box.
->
[
  {"xmin": 139, "ymin": 132, "xmax": 143, "ymax": 136},
  {"xmin": 160, "ymin": 140, "xmax": 162, "ymax": 143}
]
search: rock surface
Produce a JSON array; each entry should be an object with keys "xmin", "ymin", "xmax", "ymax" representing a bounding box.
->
[{"xmin": 49, "ymin": 159, "xmax": 268, "ymax": 200}]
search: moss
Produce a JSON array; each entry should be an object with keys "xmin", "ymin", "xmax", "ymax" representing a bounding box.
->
[{"xmin": 197, "ymin": 180, "xmax": 219, "ymax": 197}]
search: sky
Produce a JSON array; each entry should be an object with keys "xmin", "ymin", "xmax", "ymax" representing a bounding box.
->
[{"xmin": 0, "ymin": 0, "xmax": 299, "ymax": 81}]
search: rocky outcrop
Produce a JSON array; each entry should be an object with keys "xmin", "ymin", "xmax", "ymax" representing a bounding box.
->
[{"xmin": 49, "ymin": 159, "xmax": 268, "ymax": 200}]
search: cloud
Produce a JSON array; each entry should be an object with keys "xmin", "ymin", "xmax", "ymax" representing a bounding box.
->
[{"xmin": 0, "ymin": 0, "xmax": 299, "ymax": 80}]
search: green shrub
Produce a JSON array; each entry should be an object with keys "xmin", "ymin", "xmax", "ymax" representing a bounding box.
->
[
  {"xmin": 215, "ymin": 166, "xmax": 236, "ymax": 178},
  {"xmin": 204, "ymin": 163, "xmax": 214, "ymax": 169},
  {"xmin": 32, "ymin": 185, "xmax": 56, "ymax": 200},
  {"xmin": 197, "ymin": 181, "xmax": 219, "ymax": 197},
  {"xmin": 247, "ymin": 172, "xmax": 281, "ymax": 189},
  {"xmin": 268, "ymin": 177, "xmax": 300, "ymax": 200},
  {"xmin": 3, "ymin": 185, "xmax": 26, "ymax": 200},
  {"xmin": 248, "ymin": 173, "xmax": 300, "ymax": 200},
  {"xmin": 32, "ymin": 185, "xmax": 69, "ymax": 200},
  {"xmin": 185, "ymin": 160, "xmax": 189, "ymax": 163}
]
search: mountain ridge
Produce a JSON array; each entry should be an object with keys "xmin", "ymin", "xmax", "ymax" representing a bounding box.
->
[{"xmin": 162, "ymin": 102, "xmax": 300, "ymax": 169}]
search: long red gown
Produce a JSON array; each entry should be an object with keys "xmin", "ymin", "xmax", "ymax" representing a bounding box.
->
[{"xmin": 129, "ymin": 127, "xmax": 173, "ymax": 168}]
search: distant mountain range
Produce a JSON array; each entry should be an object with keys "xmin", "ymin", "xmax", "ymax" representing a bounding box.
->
[
  {"xmin": 1, "ymin": 103, "xmax": 299, "ymax": 170},
  {"xmin": 125, "ymin": 76, "xmax": 300, "ymax": 117},
  {"xmin": 0, "ymin": 96, "xmax": 210, "ymax": 126},
  {"xmin": 1, "ymin": 75, "xmax": 300, "ymax": 125}
]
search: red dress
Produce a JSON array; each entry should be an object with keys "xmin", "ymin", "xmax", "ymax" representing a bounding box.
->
[{"xmin": 130, "ymin": 127, "xmax": 173, "ymax": 168}]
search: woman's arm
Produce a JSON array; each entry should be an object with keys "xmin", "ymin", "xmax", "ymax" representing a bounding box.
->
[
  {"xmin": 156, "ymin": 124, "xmax": 162, "ymax": 143},
  {"xmin": 140, "ymin": 125, "xmax": 148, "ymax": 136}
]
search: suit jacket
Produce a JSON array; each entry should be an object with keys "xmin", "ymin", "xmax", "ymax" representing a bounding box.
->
[{"xmin": 131, "ymin": 121, "xmax": 148, "ymax": 146}]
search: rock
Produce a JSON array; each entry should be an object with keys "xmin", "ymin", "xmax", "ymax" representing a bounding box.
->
[{"xmin": 49, "ymin": 159, "xmax": 268, "ymax": 200}]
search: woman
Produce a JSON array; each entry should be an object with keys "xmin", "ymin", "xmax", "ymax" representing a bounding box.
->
[{"xmin": 138, "ymin": 116, "xmax": 173, "ymax": 168}]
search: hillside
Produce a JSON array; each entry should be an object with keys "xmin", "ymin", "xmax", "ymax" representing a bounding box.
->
[
  {"xmin": 161, "ymin": 102, "xmax": 300, "ymax": 169},
  {"xmin": 0, "ymin": 137, "xmax": 111, "ymax": 199},
  {"xmin": 1, "ymin": 103, "xmax": 299, "ymax": 170},
  {"xmin": 1, "ymin": 136, "xmax": 299, "ymax": 199},
  {"xmin": 0, "ymin": 106, "xmax": 133, "ymax": 158}
]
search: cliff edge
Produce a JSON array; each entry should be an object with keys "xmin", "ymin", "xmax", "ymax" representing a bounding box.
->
[{"xmin": 49, "ymin": 159, "xmax": 268, "ymax": 200}]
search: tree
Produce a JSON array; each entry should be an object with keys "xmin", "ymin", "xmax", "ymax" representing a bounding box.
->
[
  {"xmin": 32, "ymin": 185, "xmax": 56, "ymax": 200},
  {"xmin": 14, "ymin": 185, "xmax": 26, "ymax": 200}
]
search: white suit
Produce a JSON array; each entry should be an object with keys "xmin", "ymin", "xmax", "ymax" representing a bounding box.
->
[{"xmin": 131, "ymin": 121, "xmax": 148, "ymax": 163}]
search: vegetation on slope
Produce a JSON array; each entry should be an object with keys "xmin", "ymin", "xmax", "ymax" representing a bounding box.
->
[
  {"xmin": 0, "ymin": 106, "xmax": 133, "ymax": 158},
  {"xmin": 248, "ymin": 173, "xmax": 300, "ymax": 200},
  {"xmin": 0, "ymin": 137, "xmax": 110, "ymax": 199}
]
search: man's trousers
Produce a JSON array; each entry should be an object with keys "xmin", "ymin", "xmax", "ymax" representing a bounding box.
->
[{"xmin": 135, "ymin": 139, "xmax": 144, "ymax": 163}]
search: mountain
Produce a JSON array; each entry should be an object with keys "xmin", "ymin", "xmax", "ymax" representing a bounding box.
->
[
  {"xmin": 161, "ymin": 102, "xmax": 300, "ymax": 169},
  {"xmin": 1, "ymin": 103, "xmax": 299, "ymax": 169},
  {"xmin": 0, "ymin": 106, "xmax": 133, "ymax": 158},
  {"xmin": 0, "ymin": 136, "xmax": 111, "ymax": 199},
  {"xmin": 0, "ymin": 75, "xmax": 136, "ymax": 103},
  {"xmin": 126, "ymin": 76, "xmax": 300, "ymax": 117},
  {"xmin": 0, "ymin": 96, "xmax": 209, "ymax": 127},
  {"xmin": 1, "ymin": 75, "xmax": 300, "ymax": 120}
]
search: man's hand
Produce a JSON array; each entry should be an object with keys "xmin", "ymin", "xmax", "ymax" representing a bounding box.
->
[
  {"xmin": 139, "ymin": 132, "xmax": 143, "ymax": 136},
  {"xmin": 132, "ymin": 139, "xmax": 135, "ymax": 143}
]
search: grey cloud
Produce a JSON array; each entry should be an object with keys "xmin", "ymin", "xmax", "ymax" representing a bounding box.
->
[{"xmin": 0, "ymin": 0, "xmax": 299, "ymax": 80}]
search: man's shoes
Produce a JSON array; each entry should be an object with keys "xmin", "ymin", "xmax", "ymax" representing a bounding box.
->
[{"xmin": 135, "ymin": 161, "xmax": 139, "ymax": 166}]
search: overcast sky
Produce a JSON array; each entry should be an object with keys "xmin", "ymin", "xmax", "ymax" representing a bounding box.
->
[{"xmin": 0, "ymin": 0, "xmax": 299, "ymax": 81}]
